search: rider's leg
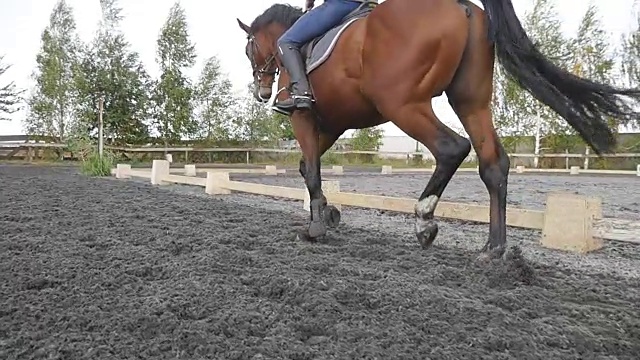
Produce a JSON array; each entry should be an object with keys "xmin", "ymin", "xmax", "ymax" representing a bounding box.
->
[{"xmin": 275, "ymin": 0, "xmax": 361, "ymax": 112}]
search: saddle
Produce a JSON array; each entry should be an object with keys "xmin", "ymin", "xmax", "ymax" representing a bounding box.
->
[{"xmin": 300, "ymin": 1, "xmax": 378, "ymax": 74}]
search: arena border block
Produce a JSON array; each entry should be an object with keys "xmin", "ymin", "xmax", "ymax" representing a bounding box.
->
[
  {"xmin": 381, "ymin": 165, "xmax": 393, "ymax": 174},
  {"xmin": 331, "ymin": 165, "xmax": 344, "ymax": 175},
  {"xmin": 265, "ymin": 165, "xmax": 278, "ymax": 176},
  {"xmin": 116, "ymin": 164, "xmax": 131, "ymax": 179},
  {"xmin": 570, "ymin": 166, "xmax": 580, "ymax": 175},
  {"xmin": 541, "ymin": 192, "xmax": 603, "ymax": 253},
  {"xmin": 205, "ymin": 172, "xmax": 231, "ymax": 195},
  {"xmin": 151, "ymin": 159, "xmax": 170, "ymax": 185},
  {"xmin": 184, "ymin": 164, "xmax": 197, "ymax": 177},
  {"xmin": 304, "ymin": 180, "xmax": 341, "ymax": 212}
]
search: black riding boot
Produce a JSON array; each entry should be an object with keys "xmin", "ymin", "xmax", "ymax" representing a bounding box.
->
[{"xmin": 274, "ymin": 44, "xmax": 314, "ymax": 113}]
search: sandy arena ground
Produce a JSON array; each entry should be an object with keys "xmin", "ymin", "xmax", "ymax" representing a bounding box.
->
[{"xmin": 1, "ymin": 164, "xmax": 639, "ymax": 359}]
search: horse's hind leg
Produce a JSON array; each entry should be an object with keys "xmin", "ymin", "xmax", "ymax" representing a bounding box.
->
[
  {"xmin": 446, "ymin": 4, "xmax": 510, "ymax": 259},
  {"xmin": 384, "ymin": 102, "xmax": 471, "ymax": 248},
  {"xmin": 448, "ymin": 99, "xmax": 509, "ymax": 259}
]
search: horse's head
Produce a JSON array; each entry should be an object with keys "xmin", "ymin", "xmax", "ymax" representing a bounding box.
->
[{"xmin": 237, "ymin": 4, "xmax": 303, "ymax": 102}]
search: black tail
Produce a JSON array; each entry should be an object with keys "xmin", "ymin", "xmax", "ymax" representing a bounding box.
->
[{"xmin": 480, "ymin": 0, "xmax": 640, "ymax": 154}]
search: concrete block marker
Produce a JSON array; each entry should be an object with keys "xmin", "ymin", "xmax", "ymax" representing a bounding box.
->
[
  {"xmin": 332, "ymin": 165, "xmax": 344, "ymax": 175},
  {"xmin": 304, "ymin": 180, "xmax": 341, "ymax": 212},
  {"xmin": 151, "ymin": 160, "xmax": 170, "ymax": 185},
  {"xmin": 570, "ymin": 166, "xmax": 580, "ymax": 175},
  {"xmin": 265, "ymin": 165, "xmax": 278, "ymax": 176},
  {"xmin": 115, "ymin": 164, "xmax": 131, "ymax": 179},
  {"xmin": 516, "ymin": 165, "xmax": 525, "ymax": 174},
  {"xmin": 184, "ymin": 164, "xmax": 197, "ymax": 177},
  {"xmin": 541, "ymin": 192, "xmax": 603, "ymax": 253},
  {"xmin": 636, "ymin": 164, "xmax": 639, "ymax": 177},
  {"xmin": 381, "ymin": 165, "xmax": 393, "ymax": 174},
  {"xmin": 165, "ymin": 154, "xmax": 173, "ymax": 163},
  {"xmin": 205, "ymin": 171, "xmax": 231, "ymax": 195}
]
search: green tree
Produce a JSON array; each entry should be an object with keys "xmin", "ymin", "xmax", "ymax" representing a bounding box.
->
[
  {"xmin": 231, "ymin": 83, "xmax": 293, "ymax": 146},
  {"xmin": 275, "ymin": 112, "xmax": 294, "ymax": 140},
  {"xmin": 0, "ymin": 56, "xmax": 24, "ymax": 121},
  {"xmin": 491, "ymin": 0, "xmax": 570, "ymax": 163},
  {"xmin": 620, "ymin": 0, "xmax": 640, "ymax": 130},
  {"xmin": 73, "ymin": 0, "xmax": 152, "ymax": 145},
  {"xmin": 350, "ymin": 127, "xmax": 384, "ymax": 151},
  {"xmin": 549, "ymin": 3, "xmax": 616, "ymax": 150},
  {"xmin": 153, "ymin": 2, "xmax": 197, "ymax": 145},
  {"xmin": 193, "ymin": 56, "xmax": 235, "ymax": 142},
  {"xmin": 25, "ymin": 0, "xmax": 80, "ymax": 139}
]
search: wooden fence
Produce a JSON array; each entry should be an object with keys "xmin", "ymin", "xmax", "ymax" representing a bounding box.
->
[{"xmin": 111, "ymin": 161, "xmax": 639, "ymax": 254}]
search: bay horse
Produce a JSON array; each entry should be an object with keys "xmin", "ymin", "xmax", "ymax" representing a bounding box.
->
[{"xmin": 236, "ymin": 0, "xmax": 640, "ymax": 259}]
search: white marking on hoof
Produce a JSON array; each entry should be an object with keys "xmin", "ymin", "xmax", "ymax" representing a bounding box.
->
[
  {"xmin": 414, "ymin": 195, "xmax": 440, "ymax": 237},
  {"xmin": 415, "ymin": 195, "xmax": 440, "ymax": 217}
]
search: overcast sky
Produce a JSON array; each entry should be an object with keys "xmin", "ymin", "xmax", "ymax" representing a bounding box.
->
[{"xmin": 0, "ymin": 0, "xmax": 636, "ymax": 136}]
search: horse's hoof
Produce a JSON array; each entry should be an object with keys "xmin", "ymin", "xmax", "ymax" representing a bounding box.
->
[
  {"xmin": 416, "ymin": 220, "xmax": 438, "ymax": 249},
  {"xmin": 323, "ymin": 205, "xmax": 341, "ymax": 228},
  {"xmin": 308, "ymin": 220, "xmax": 327, "ymax": 238},
  {"xmin": 476, "ymin": 244, "xmax": 506, "ymax": 263},
  {"xmin": 296, "ymin": 229, "xmax": 315, "ymax": 242}
]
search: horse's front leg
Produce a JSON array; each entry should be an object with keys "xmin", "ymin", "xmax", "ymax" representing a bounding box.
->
[{"xmin": 291, "ymin": 111, "xmax": 327, "ymax": 239}]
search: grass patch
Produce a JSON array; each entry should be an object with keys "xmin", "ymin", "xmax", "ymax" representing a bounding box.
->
[
  {"xmin": 80, "ymin": 151, "xmax": 114, "ymax": 176},
  {"xmin": 66, "ymin": 135, "xmax": 115, "ymax": 177}
]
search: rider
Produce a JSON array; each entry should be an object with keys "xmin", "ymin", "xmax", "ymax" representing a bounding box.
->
[{"xmin": 274, "ymin": 0, "xmax": 367, "ymax": 113}]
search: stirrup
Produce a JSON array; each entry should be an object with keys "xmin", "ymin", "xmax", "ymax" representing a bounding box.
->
[{"xmin": 274, "ymin": 93, "xmax": 314, "ymax": 112}]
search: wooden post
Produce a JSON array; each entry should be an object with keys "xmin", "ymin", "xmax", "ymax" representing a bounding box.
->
[
  {"xmin": 541, "ymin": 192, "xmax": 603, "ymax": 253},
  {"xmin": 98, "ymin": 96, "xmax": 104, "ymax": 159}
]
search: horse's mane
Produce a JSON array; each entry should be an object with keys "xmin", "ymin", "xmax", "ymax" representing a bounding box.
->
[{"xmin": 249, "ymin": 3, "xmax": 303, "ymax": 33}]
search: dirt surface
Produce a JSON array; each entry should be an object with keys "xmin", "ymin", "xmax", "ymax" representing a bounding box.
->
[{"xmin": 2, "ymin": 164, "xmax": 640, "ymax": 360}]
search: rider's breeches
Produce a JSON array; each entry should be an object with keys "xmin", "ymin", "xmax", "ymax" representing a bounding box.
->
[{"xmin": 277, "ymin": 0, "xmax": 362, "ymax": 49}]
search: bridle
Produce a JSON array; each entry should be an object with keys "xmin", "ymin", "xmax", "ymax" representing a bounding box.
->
[
  {"xmin": 245, "ymin": 31, "xmax": 290, "ymax": 110},
  {"xmin": 247, "ymin": 34, "xmax": 279, "ymax": 86}
]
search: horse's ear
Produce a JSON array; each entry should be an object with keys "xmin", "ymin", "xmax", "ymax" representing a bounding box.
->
[{"xmin": 237, "ymin": 18, "xmax": 250, "ymax": 34}]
